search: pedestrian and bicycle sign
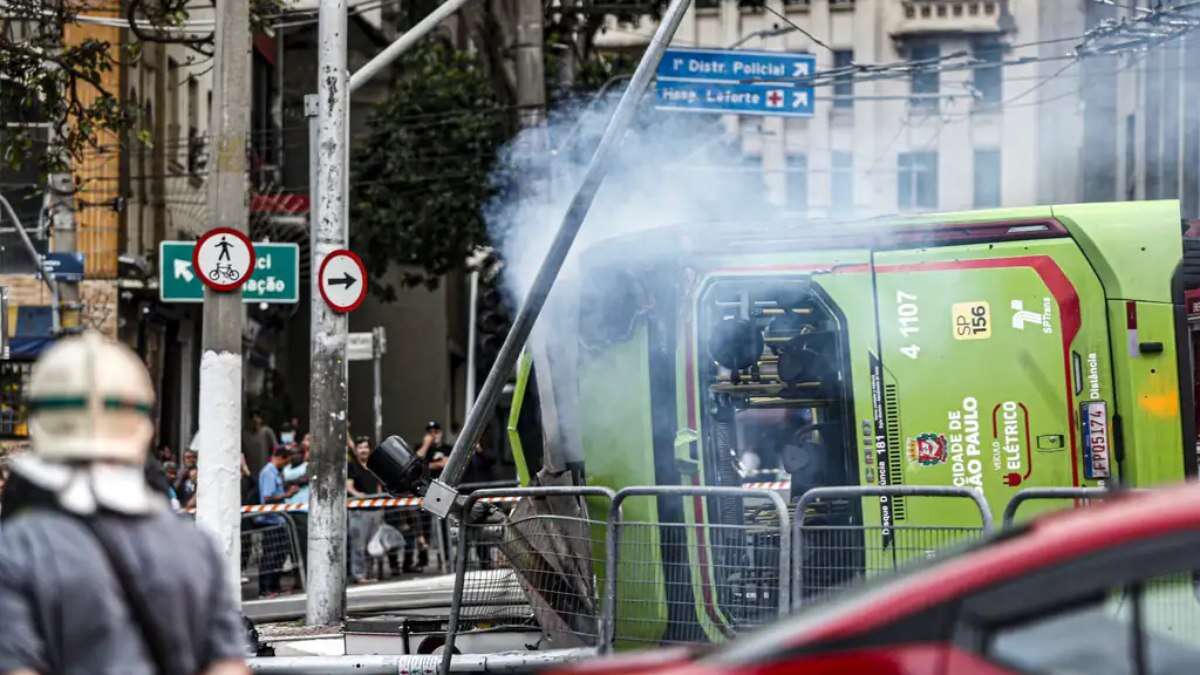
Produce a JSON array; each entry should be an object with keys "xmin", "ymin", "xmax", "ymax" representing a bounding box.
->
[
  {"xmin": 655, "ymin": 48, "xmax": 816, "ymax": 117},
  {"xmin": 318, "ymin": 249, "xmax": 368, "ymax": 313},
  {"xmin": 195, "ymin": 227, "xmax": 255, "ymax": 291},
  {"xmin": 159, "ymin": 239, "xmax": 299, "ymax": 303}
]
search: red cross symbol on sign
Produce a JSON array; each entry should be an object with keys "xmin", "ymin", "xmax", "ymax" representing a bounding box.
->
[{"xmin": 766, "ymin": 89, "xmax": 784, "ymax": 108}]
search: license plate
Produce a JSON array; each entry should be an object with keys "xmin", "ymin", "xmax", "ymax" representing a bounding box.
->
[{"xmin": 1081, "ymin": 401, "xmax": 1111, "ymax": 479}]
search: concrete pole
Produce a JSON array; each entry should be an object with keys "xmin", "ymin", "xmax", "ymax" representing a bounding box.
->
[
  {"xmin": 196, "ymin": 0, "xmax": 250, "ymax": 606},
  {"xmin": 514, "ymin": 0, "xmax": 546, "ymax": 131},
  {"xmin": 373, "ymin": 326, "xmax": 386, "ymax": 444},
  {"xmin": 307, "ymin": 0, "xmax": 350, "ymax": 627}
]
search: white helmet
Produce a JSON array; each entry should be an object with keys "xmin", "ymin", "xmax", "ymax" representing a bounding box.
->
[{"xmin": 27, "ymin": 330, "xmax": 155, "ymax": 464}]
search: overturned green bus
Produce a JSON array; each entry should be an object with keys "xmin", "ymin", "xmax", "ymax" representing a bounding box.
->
[{"xmin": 505, "ymin": 200, "xmax": 1200, "ymax": 645}]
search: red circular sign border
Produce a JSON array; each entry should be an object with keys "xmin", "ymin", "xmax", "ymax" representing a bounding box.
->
[
  {"xmin": 194, "ymin": 227, "xmax": 256, "ymax": 292},
  {"xmin": 318, "ymin": 249, "xmax": 368, "ymax": 313}
]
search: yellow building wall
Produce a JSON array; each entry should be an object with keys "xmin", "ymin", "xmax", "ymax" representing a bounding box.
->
[{"xmin": 63, "ymin": 11, "xmax": 121, "ymax": 279}]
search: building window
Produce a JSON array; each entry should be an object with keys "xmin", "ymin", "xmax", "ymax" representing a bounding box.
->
[
  {"xmin": 910, "ymin": 43, "xmax": 940, "ymax": 109},
  {"xmin": 787, "ymin": 154, "xmax": 808, "ymax": 210},
  {"xmin": 833, "ymin": 50, "xmax": 854, "ymax": 109},
  {"xmin": 974, "ymin": 149, "xmax": 1001, "ymax": 208},
  {"xmin": 832, "ymin": 151, "xmax": 853, "ymax": 210},
  {"xmin": 974, "ymin": 44, "xmax": 1002, "ymax": 105},
  {"xmin": 898, "ymin": 151, "xmax": 937, "ymax": 211},
  {"xmin": 781, "ymin": 0, "xmax": 810, "ymax": 8},
  {"xmin": 0, "ymin": 361, "xmax": 32, "ymax": 439}
]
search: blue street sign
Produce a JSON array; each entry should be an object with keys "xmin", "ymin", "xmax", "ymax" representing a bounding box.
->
[
  {"xmin": 656, "ymin": 47, "xmax": 816, "ymax": 118},
  {"xmin": 658, "ymin": 47, "xmax": 815, "ymax": 82},
  {"xmin": 657, "ymin": 80, "xmax": 813, "ymax": 116},
  {"xmin": 40, "ymin": 252, "xmax": 85, "ymax": 282}
]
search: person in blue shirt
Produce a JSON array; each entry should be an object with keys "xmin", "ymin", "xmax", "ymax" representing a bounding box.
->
[
  {"xmin": 256, "ymin": 447, "xmax": 296, "ymax": 597},
  {"xmin": 281, "ymin": 443, "xmax": 310, "ymax": 573}
]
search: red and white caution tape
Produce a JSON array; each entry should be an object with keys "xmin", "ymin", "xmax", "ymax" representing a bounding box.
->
[
  {"xmin": 743, "ymin": 481, "xmax": 791, "ymax": 491},
  {"xmin": 186, "ymin": 494, "xmax": 521, "ymax": 515}
]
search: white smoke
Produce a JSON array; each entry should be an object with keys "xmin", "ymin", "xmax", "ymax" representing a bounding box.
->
[
  {"xmin": 483, "ymin": 92, "xmax": 780, "ymax": 472},
  {"xmin": 486, "ymin": 92, "xmax": 778, "ymax": 305}
]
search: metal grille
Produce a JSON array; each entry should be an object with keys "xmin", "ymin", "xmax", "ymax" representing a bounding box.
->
[
  {"xmin": 795, "ymin": 524, "xmax": 982, "ymax": 601},
  {"xmin": 884, "ymin": 383, "xmax": 906, "ymax": 520},
  {"xmin": 603, "ymin": 487, "xmax": 791, "ymax": 651},
  {"xmin": 610, "ymin": 514, "xmax": 785, "ymax": 646},
  {"xmin": 241, "ymin": 513, "xmax": 304, "ymax": 597},
  {"xmin": 792, "ymin": 486, "xmax": 993, "ymax": 608},
  {"xmin": 444, "ymin": 486, "xmax": 617, "ymax": 673},
  {"xmin": 1001, "ymin": 487, "xmax": 1121, "ymax": 526}
]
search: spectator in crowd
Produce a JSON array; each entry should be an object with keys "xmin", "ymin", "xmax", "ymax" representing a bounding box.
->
[
  {"xmin": 416, "ymin": 421, "xmax": 450, "ymax": 478},
  {"xmin": 283, "ymin": 445, "xmax": 309, "ymax": 504},
  {"xmin": 162, "ymin": 461, "xmax": 181, "ymax": 510},
  {"xmin": 404, "ymin": 421, "xmax": 449, "ymax": 572},
  {"xmin": 177, "ymin": 464, "xmax": 198, "ymax": 509},
  {"xmin": 257, "ymin": 446, "xmax": 297, "ymax": 597},
  {"xmin": 243, "ymin": 410, "xmax": 278, "ymax": 480},
  {"xmin": 156, "ymin": 443, "xmax": 174, "ymax": 465},
  {"xmin": 176, "ymin": 448, "xmax": 197, "ymax": 496},
  {"xmin": 282, "ymin": 444, "xmax": 309, "ymax": 572},
  {"xmin": 181, "ymin": 466, "xmax": 199, "ymax": 510},
  {"xmin": 347, "ymin": 436, "xmax": 383, "ymax": 584},
  {"xmin": 279, "ymin": 421, "xmax": 297, "ymax": 446}
]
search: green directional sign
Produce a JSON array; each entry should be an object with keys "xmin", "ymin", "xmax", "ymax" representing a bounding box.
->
[{"xmin": 159, "ymin": 240, "xmax": 299, "ymax": 303}]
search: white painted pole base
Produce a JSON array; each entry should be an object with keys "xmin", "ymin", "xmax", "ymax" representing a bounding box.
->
[{"xmin": 195, "ymin": 349, "xmax": 244, "ymax": 607}]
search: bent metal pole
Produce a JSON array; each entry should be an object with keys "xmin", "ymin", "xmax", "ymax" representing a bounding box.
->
[{"xmin": 422, "ymin": 0, "xmax": 693, "ymax": 518}]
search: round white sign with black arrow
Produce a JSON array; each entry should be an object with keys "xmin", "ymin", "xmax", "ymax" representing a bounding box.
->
[{"xmin": 318, "ymin": 249, "xmax": 368, "ymax": 313}]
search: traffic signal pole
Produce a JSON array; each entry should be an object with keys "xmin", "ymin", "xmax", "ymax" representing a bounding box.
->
[
  {"xmin": 307, "ymin": 0, "xmax": 351, "ymax": 627},
  {"xmin": 423, "ymin": 0, "xmax": 694, "ymax": 517},
  {"xmin": 197, "ymin": 0, "xmax": 250, "ymax": 605},
  {"xmin": 307, "ymin": 0, "xmax": 503, "ymax": 624}
]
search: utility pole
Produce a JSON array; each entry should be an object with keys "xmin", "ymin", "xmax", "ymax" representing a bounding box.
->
[
  {"xmin": 515, "ymin": 0, "xmax": 546, "ymax": 131},
  {"xmin": 307, "ymin": 0, "xmax": 350, "ymax": 627},
  {"xmin": 196, "ymin": 0, "xmax": 250, "ymax": 606}
]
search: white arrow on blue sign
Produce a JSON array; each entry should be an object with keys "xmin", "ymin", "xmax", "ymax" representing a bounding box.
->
[{"xmin": 655, "ymin": 47, "xmax": 816, "ymax": 118}]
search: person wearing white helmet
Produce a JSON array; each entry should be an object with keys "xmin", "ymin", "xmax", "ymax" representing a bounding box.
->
[{"xmin": 0, "ymin": 331, "xmax": 248, "ymax": 675}]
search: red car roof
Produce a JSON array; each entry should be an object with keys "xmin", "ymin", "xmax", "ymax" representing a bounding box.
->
[{"xmin": 717, "ymin": 483, "xmax": 1200, "ymax": 662}]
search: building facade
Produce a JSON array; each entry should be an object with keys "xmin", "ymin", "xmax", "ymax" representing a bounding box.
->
[{"xmin": 597, "ymin": 0, "xmax": 1111, "ymax": 217}]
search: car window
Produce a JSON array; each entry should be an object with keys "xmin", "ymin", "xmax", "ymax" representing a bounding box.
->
[
  {"xmin": 986, "ymin": 574, "xmax": 1200, "ymax": 675},
  {"xmin": 989, "ymin": 595, "xmax": 1135, "ymax": 675},
  {"xmin": 1141, "ymin": 574, "xmax": 1200, "ymax": 674}
]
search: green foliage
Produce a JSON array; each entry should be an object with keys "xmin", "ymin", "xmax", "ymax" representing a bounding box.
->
[
  {"xmin": 350, "ymin": 42, "xmax": 511, "ymax": 297},
  {"xmin": 0, "ymin": 0, "xmax": 280, "ymax": 174}
]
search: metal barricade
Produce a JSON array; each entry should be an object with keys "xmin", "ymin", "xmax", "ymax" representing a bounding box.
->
[
  {"xmin": 241, "ymin": 512, "xmax": 305, "ymax": 597},
  {"xmin": 792, "ymin": 486, "xmax": 992, "ymax": 606},
  {"xmin": 1001, "ymin": 486, "xmax": 1124, "ymax": 527},
  {"xmin": 601, "ymin": 486, "xmax": 791, "ymax": 652},
  {"xmin": 443, "ymin": 486, "xmax": 617, "ymax": 675}
]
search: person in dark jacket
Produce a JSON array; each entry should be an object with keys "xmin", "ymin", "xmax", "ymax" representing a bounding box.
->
[{"xmin": 0, "ymin": 331, "xmax": 248, "ymax": 675}]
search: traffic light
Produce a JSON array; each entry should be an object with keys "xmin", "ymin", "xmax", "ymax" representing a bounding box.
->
[{"xmin": 475, "ymin": 275, "xmax": 511, "ymax": 378}]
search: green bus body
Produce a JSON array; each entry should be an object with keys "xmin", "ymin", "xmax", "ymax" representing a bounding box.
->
[{"xmin": 506, "ymin": 200, "xmax": 1198, "ymax": 645}]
